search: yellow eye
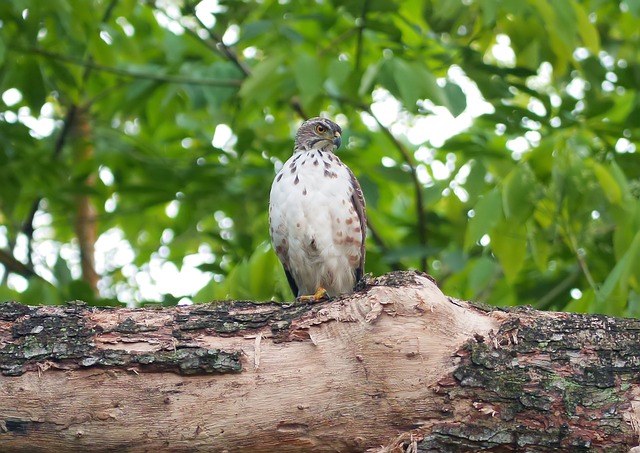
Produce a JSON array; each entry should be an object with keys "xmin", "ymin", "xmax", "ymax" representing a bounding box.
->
[{"xmin": 315, "ymin": 124, "xmax": 326, "ymax": 134}]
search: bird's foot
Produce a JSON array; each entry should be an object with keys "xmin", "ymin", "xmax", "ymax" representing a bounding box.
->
[{"xmin": 297, "ymin": 287, "xmax": 330, "ymax": 303}]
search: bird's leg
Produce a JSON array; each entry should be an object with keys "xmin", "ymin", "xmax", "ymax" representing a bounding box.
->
[{"xmin": 297, "ymin": 287, "xmax": 330, "ymax": 303}]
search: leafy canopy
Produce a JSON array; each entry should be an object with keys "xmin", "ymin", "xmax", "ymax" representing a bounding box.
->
[{"xmin": 0, "ymin": 0, "xmax": 639, "ymax": 315}]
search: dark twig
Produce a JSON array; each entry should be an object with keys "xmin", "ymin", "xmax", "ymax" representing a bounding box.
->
[
  {"xmin": 560, "ymin": 216, "xmax": 598, "ymax": 293},
  {"xmin": 186, "ymin": 4, "xmax": 251, "ymax": 76},
  {"xmin": 17, "ymin": 1, "xmax": 120, "ymax": 281},
  {"xmin": 364, "ymin": 107, "xmax": 428, "ymax": 272},
  {"xmin": 22, "ymin": 201, "xmax": 40, "ymax": 268},
  {"xmin": 53, "ymin": 104, "xmax": 78, "ymax": 159},
  {"xmin": 290, "ymin": 97, "xmax": 308, "ymax": 121},
  {"xmin": 20, "ymin": 105, "xmax": 78, "ymax": 269},
  {"xmin": 12, "ymin": 47, "xmax": 242, "ymax": 88},
  {"xmin": 182, "ymin": 4, "xmax": 311, "ymax": 125},
  {"xmin": 155, "ymin": 2, "xmax": 412, "ymax": 274},
  {"xmin": 79, "ymin": 0, "xmax": 119, "ymax": 91},
  {"xmin": 534, "ymin": 267, "xmax": 580, "ymax": 310},
  {"xmin": 327, "ymin": 95, "xmax": 428, "ymax": 271},
  {"xmin": 318, "ymin": 28, "xmax": 360, "ymax": 58},
  {"xmin": 0, "ymin": 249, "xmax": 37, "ymax": 279}
]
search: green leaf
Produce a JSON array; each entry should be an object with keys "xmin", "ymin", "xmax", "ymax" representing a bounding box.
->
[
  {"xmin": 359, "ymin": 61, "xmax": 380, "ymax": 96},
  {"xmin": 625, "ymin": 0, "xmax": 640, "ymax": 16},
  {"xmin": 592, "ymin": 162, "xmax": 622, "ymax": 205},
  {"xmin": 0, "ymin": 37, "xmax": 6, "ymax": 66},
  {"xmin": 564, "ymin": 288, "xmax": 595, "ymax": 313},
  {"xmin": 22, "ymin": 279, "xmax": 59, "ymax": 306},
  {"xmin": 468, "ymin": 256, "xmax": 499, "ymax": 295},
  {"xmin": 239, "ymin": 55, "xmax": 285, "ymax": 101},
  {"xmin": 368, "ymin": 0, "xmax": 400, "ymax": 13},
  {"xmin": 359, "ymin": 174, "xmax": 380, "ymax": 208},
  {"xmin": 2, "ymin": 0, "xmax": 638, "ymax": 313},
  {"xmin": 502, "ymin": 164, "xmax": 537, "ymax": 223},
  {"xmin": 392, "ymin": 58, "xmax": 423, "ymax": 111},
  {"xmin": 443, "ymin": 81, "xmax": 467, "ymax": 117},
  {"xmin": 528, "ymin": 224, "xmax": 550, "ymax": 272},
  {"xmin": 417, "ymin": 65, "xmax": 448, "ymax": 109},
  {"xmin": 609, "ymin": 160, "xmax": 633, "ymax": 203},
  {"xmin": 21, "ymin": 59, "xmax": 47, "ymax": 108},
  {"xmin": 241, "ymin": 20, "xmax": 273, "ymax": 41},
  {"xmin": 0, "ymin": 166, "xmax": 21, "ymax": 217},
  {"xmin": 384, "ymin": 245, "xmax": 432, "ymax": 262},
  {"xmin": 248, "ymin": 241, "xmax": 280, "ymax": 300},
  {"xmin": 478, "ymin": 0, "xmax": 498, "ymax": 25},
  {"xmin": 595, "ymin": 231, "xmax": 640, "ymax": 314},
  {"xmin": 612, "ymin": 208, "xmax": 638, "ymax": 261},
  {"xmin": 464, "ymin": 188, "xmax": 502, "ymax": 250},
  {"xmin": 49, "ymin": 60, "xmax": 79, "ymax": 91},
  {"xmin": 571, "ymin": 0, "xmax": 600, "ymax": 52},
  {"xmin": 67, "ymin": 280, "xmax": 98, "ymax": 305},
  {"xmin": 549, "ymin": 1, "xmax": 577, "ymax": 48},
  {"xmin": 490, "ymin": 221, "xmax": 527, "ymax": 284},
  {"xmin": 377, "ymin": 165, "xmax": 413, "ymax": 183},
  {"xmin": 293, "ymin": 52, "xmax": 323, "ymax": 104},
  {"xmin": 326, "ymin": 59, "xmax": 351, "ymax": 94},
  {"xmin": 53, "ymin": 254, "xmax": 73, "ymax": 288},
  {"xmin": 591, "ymin": 91, "xmax": 636, "ymax": 123},
  {"xmin": 627, "ymin": 290, "xmax": 640, "ymax": 318},
  {"xmin": 463, "ymin": 160, "xmax": 488, "ymax": 204},
  {"xmin": 390, "ymin": 58, "xmax": 450, "ymax": 113}
]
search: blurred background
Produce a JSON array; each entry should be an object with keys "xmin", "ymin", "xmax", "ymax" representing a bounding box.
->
[{"xmin": 0, "ymin": 0, "xmax": 639, "ymax": 314}]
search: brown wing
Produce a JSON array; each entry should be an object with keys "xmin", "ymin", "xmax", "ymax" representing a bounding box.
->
[
  {"xmin": 272, "ymin": 229, "xmax": 299, "ymax": 298},
  {"xmin": 283, "ymin": 268, "xmax": 299, "ymax": 298},
  {"xmin": 347, "ymin": 167, "xmax": 367, "ymax": 284}
]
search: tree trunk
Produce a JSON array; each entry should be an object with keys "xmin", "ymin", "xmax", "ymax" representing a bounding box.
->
[
  {"xmin": 0, "ymin": 271, "xmax": 639, "ymax": 452},
  {"xmin": 71, "ymin": 107, "xmax": 99, "ymax": 296}
]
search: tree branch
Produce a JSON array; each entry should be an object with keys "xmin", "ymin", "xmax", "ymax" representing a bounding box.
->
[
  {"xmin": 327, "ymin": 95, "xmax": 428, "ymax": 272},
  {"xmin": 11, "ymin": 47, "xmax": 243, "ymax": 88},
  {"xmin": 18, "ymin": 1, "xmax": 117, "ymax": 292},
  {"xmin": 79, "ymin": 0, "xmax": 119, "ymax": 91},
  {"xmin": 0, "ymin": 249, "xmax": 36, "ymax": 279},
  {"xmin": 318, "ymin": 27, "xmax": 360, "ymax": 58},
  {"xmin": 561, "ymin": 217, "xmax": 598, "ymax": 293},
  {"xmin": 19, "ymin": 105, "xmax": 78, "ymax": 271},
  {"xmin": 534, "ymin": 266, "xmax": 581, "ymax": 310},
  {"xmin": 1, "ymin": 272, "xmax": 640, "ymax": 451},
  {"xmin": 183, "ymin": 2, "xmax": 251, "ymax": 77},
  {"xmin": 364, "ymin": 107, "xmax": 428, "ymax": 272},
  {"xmin": 21, "ymin": 200, "xmax": 39, "ymax": 269},
  {"xmin": 290, "ymin": 97, "xmax": 308, "ymax": 121}
]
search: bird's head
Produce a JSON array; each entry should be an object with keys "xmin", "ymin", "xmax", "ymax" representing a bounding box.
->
[{"xmin": 294, "ymin": 117, "xmax": 342, "ymax": 152}]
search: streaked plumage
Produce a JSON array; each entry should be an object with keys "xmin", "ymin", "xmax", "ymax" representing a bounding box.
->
[{"xmin": 269, "ymin": 117, "xmax": 366, "ymax": 299}]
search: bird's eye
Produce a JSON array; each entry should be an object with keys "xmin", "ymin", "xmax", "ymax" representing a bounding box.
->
[{"xmin": 315, "ymin": 125, "xmax": 326, "ymax": 134}]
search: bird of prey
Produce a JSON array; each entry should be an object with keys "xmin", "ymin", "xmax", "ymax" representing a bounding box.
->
[{"xmin": 269, "ymin": 117, "xmax": 366, "ymax": 301}]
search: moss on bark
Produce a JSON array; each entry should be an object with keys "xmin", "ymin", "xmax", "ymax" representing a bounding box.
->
[{"xmin": 418, "ymin": 313, "xmax": 640, "ymax": 452}]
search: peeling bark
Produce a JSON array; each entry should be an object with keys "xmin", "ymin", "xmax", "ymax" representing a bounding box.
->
[{"xmin": 0, "ymin": 271, "xmax": 639, "ymax": 452}]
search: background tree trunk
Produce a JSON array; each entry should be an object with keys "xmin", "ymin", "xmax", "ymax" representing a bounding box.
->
[{"xmin": 1, "ymin": 271, "xmax": 639, "ymax": 452}]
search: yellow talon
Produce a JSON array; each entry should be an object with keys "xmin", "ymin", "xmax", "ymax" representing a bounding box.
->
[{"xmin": 297, "ymin": 287, "xmax": 330, "ymax": 303}]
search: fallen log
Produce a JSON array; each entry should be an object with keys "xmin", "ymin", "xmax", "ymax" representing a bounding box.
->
[{"xmin": 0, "ymin": 271, "xmax": 639, "ymax": 452}]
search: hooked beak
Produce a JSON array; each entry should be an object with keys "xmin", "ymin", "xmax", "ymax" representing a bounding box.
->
[{"xmin": 332, "ymin": 131, "xmax": 342, "ymax": 149}]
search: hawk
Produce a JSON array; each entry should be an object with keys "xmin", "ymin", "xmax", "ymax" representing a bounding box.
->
[{"xmin": 269, "ymin": 117, "xmax": 366, "ymax": 301}]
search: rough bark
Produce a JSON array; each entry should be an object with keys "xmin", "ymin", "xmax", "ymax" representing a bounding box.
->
[{"xmin": 0, "ymin": 271, "xmax": 639, "ymax": 452}]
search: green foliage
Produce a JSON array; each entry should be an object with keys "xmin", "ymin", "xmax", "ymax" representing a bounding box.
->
[{"xmin": 0, "ymin": 0, "xmax": 639, "ymax": 316}]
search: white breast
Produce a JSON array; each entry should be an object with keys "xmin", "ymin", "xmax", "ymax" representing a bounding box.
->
[{"xmin": 269, "ymin": 150, "xmax": 363, "ymax": 297}]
